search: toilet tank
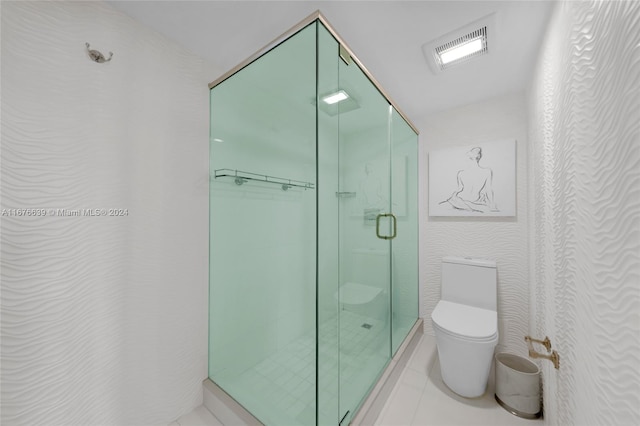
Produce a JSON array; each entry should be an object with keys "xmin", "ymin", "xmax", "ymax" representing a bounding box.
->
[{"xmin": 441, "ymin": 257, "xmax": 497, "ymax": 311}]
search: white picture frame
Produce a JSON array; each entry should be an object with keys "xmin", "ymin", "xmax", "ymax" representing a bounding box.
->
[{"xmin": 429, "ymin": 139, "xmax": 516, "ymax": 217}]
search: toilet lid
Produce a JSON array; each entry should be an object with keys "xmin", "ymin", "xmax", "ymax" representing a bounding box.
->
[{"xmin": 432, "ymin": 300, "xmax": 497, "ymax": 339}]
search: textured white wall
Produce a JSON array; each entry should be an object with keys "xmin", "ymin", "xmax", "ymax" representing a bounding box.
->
[
  {"xmin": 528, "ymin": 1, "xmax": 640, "ymax": 425},
  {"xmin": 1, "ymin": 1, "xmax": 219, "ymax": 424},
  {"xmin": 418, "ymin": 93, "xmax": 529, "ymax": 355}
]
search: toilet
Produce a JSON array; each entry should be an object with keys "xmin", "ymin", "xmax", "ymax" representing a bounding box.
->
[{"xmin": 431, "ymin": 257, "xmax": 498, "ymax": 398}]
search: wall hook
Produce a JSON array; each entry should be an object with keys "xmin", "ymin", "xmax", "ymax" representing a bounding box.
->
[
  {"xmin": 524, "ymin": 335, "xmax": 552, "ymax": 352},
  {"xmin": 525, "ymin": 335, "xmax": 560, "ymax": 369},
  {"xmin": 86, "ymin": 42, "xmax": 113, "ymax": 63}
]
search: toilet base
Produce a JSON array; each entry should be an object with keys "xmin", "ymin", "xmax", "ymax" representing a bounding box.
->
[
  {"xmin": 437, "ymin": 347, "xmax": 492, "ymax": 398},
  {"xmin": 434, "ymin": 327, "xmax": 498, "ymax": 398}
]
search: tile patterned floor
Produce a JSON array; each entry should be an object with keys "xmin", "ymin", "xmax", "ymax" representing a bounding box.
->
[
  {"xmin": 170, "ymin": 334, "xmax": 543, "ymax": 425},
  {"xmin": 374, "ymin": 335, "xmax": 542, "ymax": 426},
  {"xmin": 168, "ymin": 405, "xmax": 222, "ymax": 426}
]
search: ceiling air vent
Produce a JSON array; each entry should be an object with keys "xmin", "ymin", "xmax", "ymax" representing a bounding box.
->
[
  {"xmin": 423, "ymin": 13, "xmax": 495, "ymax": 74},
  {"xmin": 434, "ymin": 27, "xmax": 487, "ymax": 70}
]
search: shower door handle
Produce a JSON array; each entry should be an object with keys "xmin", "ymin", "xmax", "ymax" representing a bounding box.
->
[{"xmin": 376, "ymin": 213, "xmax": 397, "ymax": 240}]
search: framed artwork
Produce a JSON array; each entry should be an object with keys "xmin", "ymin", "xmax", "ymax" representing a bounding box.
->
[{"xmin": 429, "ymin": 139, "xmax": 516, "ymax": 217}]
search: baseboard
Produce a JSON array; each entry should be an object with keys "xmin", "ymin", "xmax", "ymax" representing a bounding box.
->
[{"xmin": 202, "ymin": 378, "xmax": 263, "ymax": 425}]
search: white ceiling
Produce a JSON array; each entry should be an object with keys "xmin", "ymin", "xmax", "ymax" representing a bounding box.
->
[{"xmin": 109, "ymin": 0, "xmax": 554, "ymax": 124}]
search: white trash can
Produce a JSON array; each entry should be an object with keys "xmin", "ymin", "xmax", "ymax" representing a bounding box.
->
[{"xmin": 495, "ymin": 353, "xmax": 542, "ymax": 419}]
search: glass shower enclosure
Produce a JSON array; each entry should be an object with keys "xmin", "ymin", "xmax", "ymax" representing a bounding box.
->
[{"xmin": 209, "ymin": 12, "xmax": 418, "ymax": 426}]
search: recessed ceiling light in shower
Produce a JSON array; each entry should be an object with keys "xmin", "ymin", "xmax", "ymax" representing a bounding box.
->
[
  {"xmin": 322, "ymin": 90, "xmax": 349, "ymax": 105},
  {"xmin": 314, "ymin": 90, "xmax": 359, "ymax": 116}
]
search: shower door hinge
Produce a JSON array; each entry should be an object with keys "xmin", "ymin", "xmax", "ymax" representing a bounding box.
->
[{"xmin": 339, "ymin": 45, "xmax": 351, "ymax": 65}]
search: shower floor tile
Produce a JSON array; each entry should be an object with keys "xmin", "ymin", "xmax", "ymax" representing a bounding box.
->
[{"xmin": 212, "ymin": 309, "xmax": 388, "ymax": 425}]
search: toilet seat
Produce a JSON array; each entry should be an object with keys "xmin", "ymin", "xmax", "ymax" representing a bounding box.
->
[{"xmin": 432, "ymin": 300, "xmax": 498, "ymax": 342}]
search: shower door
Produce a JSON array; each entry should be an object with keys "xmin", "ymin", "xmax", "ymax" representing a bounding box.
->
[
  {"xmin": 336, "ymin": 50, "xmax": 393, "ymax": 425},
  {"xmin": 329, "ymin": 40, "xmax": 418, "ymax": 424},
  {"xmin": 389, "ymin": 108, "xmax": 419, "ymax": 355}
]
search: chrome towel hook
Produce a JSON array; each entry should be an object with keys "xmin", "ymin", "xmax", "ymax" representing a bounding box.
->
[{"xmin": 86, "ymin": 42, "xmax": 113, "ymax": 63}]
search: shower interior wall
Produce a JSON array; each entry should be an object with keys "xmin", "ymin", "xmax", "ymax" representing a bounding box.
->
[
  {"xmin": 209, "ymin": 19, "xmax": 418, "ymax": 426},
  {"xmin": 209, "ymin": 24, "xmax": 317, "ymax": 381}
]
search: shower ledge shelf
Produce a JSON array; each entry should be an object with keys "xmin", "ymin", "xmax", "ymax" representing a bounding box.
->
[{"xmin": 214, "ymin": 168, "xmax": 315, "ymax": 190}]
